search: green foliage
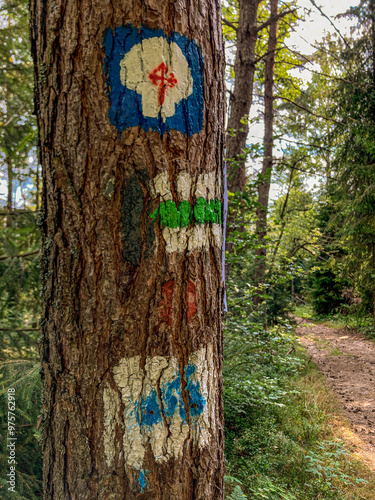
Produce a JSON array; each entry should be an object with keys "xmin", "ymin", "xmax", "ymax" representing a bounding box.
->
[
  {"xmin": 0, "ymin": 0, "xmax": 38, "ymax": 209},
  {"xmin": 226, "ymin": 485, "xmax": 248, "ymax": 500},
  {"xmin": 0, "ymin": 211, "xmax": 41, "ymax": 359},
  {"xmin": 224, "ymin": 222, "xmax": 371, "ymax": 499},
  {"xmin": 224, "ymin": 318, "xmax": 370, "ymax": 498},
  {"xmin": 222, "ymin": 0, "xmax": 238, "ymax": 44},
  {"xmin": 0, "ymin": 360, "xmax": 42, "ymax": 499},
  {"xmin": 0, "ymin": 3, "xmax": 42, "ymax": 495}
]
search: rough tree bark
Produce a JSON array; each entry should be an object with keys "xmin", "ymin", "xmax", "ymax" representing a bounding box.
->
[
  {"xmin": 254, "ymin": 0, "xmax": 278, "ymax": 294},
  {"xmin": 30, "ymin": 1, "xmax": 226, "ymax": 499},
  {"xmin": 226, "ymin": 0, "xmax": 261, "ymax": 194}
]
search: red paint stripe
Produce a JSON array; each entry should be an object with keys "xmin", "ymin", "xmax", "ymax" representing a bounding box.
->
[{"xmin": 159, "ymin": 280, "xmax": 197, "ymax": 325}]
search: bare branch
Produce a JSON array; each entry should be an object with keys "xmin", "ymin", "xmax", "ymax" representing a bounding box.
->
[
  {"xmin": 276, "ymin": 95, "xmax": 343, "ymax": 125},
  {"xmin": 0, "ymin": 210, "xmax": 37, "ymax": 216},
  {"xmin": 0, "ymin": 250, "xmax": 40, "ymax": 261},
  {"xmin": 253, "ymin": 47, "xmax": 283, "ymax": 65},
  {"xmin": 0, "ymin": 328, "xmax": 39, "ymax": 332},
  {"xmin": 308, "ymin": 0, "xmax": 351, "ymax": 49},
  {"xmin": 222, "ymin": 18, "xmax": 237, "ymax": 32},
  {"xmin": 254, "ymin": 8, "xmax": 297, "ymax": 34}
]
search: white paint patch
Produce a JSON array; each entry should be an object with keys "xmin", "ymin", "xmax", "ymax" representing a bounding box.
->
[
  {"xmin": 110, "ymin": 355, "xmax": 189, "ymax": 471},
  {"xmin": 142, "ymin": 356, "xmax": 169, "ymax": 463},
  {"xmin": 159, "ymin": 357, "xmax": 189, "ymax": 459},
  {"xmin": 152, "ymin": 171, "xmax": 172, "ymax": 201},
  {"xmin": 195, "ymin": 171, "xmax": 219, "ymax": 200},
  {"xmin": 103, "ymin": 385, "xmax": 122, "ymax": 467},
  {"xmin": 187, "ymin": 224, "xmax": 210, "ymax": 253},
  {"xmin": 188, "ymin": 343, "xmax": 217, "ymax": 449},
  {"xmin": 176, "ymin": 171, "xmax": 192, "ymax": 201},
  {"xmin": 120, "ymin": 38, "xmax": 193, "ymax": 122},
  {"xmin": 151, "ymin": 171, "xmax": 221, "ymax": 202},
  {"xmin": 162, "ymin": 224, "xmax": 223, "ymax": 254},
  {"xmin": 107, "ymin": 348, "xmax": 216, "ymax": 472},
  {"xmin": 210, "ymin": 224, "xmax": 223, "ymax": 249},
  {"xmin": 162, "ymin": 226, "xmax": 187, "ymax": 254},
  {"xmin": 112, "ymin": 356, "xmax": 145, "ymax": 470}
]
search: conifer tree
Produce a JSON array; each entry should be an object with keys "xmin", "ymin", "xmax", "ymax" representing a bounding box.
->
[{"xmin": 30, "ymin": 0, "xmax": 226, "ymax": 498}]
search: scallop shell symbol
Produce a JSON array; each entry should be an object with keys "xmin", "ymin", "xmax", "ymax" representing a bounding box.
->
[{"xmin": 120, "ymin": 37, "xmax": 194, "ymax": 122}]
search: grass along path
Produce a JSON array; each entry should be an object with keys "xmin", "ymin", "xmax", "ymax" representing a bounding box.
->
[{"xmin": 297, "ymin": 318, "xmax": 375, "ymax": 472}]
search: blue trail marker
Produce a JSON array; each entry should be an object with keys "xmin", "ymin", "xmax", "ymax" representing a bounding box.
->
[{"xmin": 103, "ymin": 25, "xmax": 204, "ymax": 136}]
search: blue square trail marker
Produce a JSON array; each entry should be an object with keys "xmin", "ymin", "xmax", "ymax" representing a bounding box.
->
[{"xmin": 103, "ymin": 25, "xmax": 205, "ymax": 136}]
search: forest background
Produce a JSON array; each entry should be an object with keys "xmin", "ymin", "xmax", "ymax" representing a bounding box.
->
[{"xmin": 1, "ymin": 0, "xmax": 375, "ymax": 498}]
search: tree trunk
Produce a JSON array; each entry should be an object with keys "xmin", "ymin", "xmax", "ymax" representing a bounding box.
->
[
  {"xmin": 371, "ymin": 0, "xmax": 375, "ymax": 84},
  {"xmin": 30, "ymin": 1, "xmax": 225, "ymax": 499},
  {"xmin": 254, "ymin": 0, "xmax": 278, "ymax": 294},
  {"xmin": 36, "ymin": 162, "xmax": 40, "ymax": 211},
  {"xmin": 6, "ymin": 158, "xmax": 13, "ymax": 227},
  {"xmin": 226, "ymin": 0, "xmax": 260, "ymax": 194},
  {"xmin": 225, "ymin": 0, "xmax": 260, "ymax": 265}
]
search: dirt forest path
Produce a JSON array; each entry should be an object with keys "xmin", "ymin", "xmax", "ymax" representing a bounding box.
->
[{"xmin": 296, "ymin": 319, "xmax": 375, "ymax": 471}]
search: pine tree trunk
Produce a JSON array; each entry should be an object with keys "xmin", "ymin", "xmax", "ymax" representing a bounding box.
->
[
  {"xmin": 30, "ymin": 1, "xmax": 225, "ymax": 499},
  {"xmin": 226, "ymin": 0, "xmax": 260, "ymax": 194},
  {"xmin": 225, "ymin": 0, "xmax": 260, "ymax": 263},
  {"xmin": 253, "ymin": 0, "xmax": 278, "ymax": 295}
]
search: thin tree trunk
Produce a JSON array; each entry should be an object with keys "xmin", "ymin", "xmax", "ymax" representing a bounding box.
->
[
  {"xmin": 6, "ymin": 158, "xmax": 13, "ymax": 228},
  {"xmin": 270, "ymin": 163, "xmax": 295, "ymax": 265},
  {"xmin": 371, "ymin": 0, "xmax": 375, "ymax": 84},
  {"xmin": 254, "ymin": 0, "xmax": 278, "ymax": 297},
  {"xmin": 30, "ymin": 1, "xmax": 225, "ymax": 499},
  {"xmin": 225, "ymin": 0, "xmax": 260, "ymax": 265},
  {"xmin": 36, "ymin": 163, "xmax": 40, "ymax": 211},
  {"xmin": 226, "ymin": 0, "xmax": 261, "ymax": 194}
]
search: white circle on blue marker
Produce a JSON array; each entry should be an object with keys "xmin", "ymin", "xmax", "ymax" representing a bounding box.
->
[{"xmin": 120, "ymin": 37, "xmax": 194, "ymax": 122}]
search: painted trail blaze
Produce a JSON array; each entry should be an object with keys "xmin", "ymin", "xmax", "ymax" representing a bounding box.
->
[
  {"xmin": 162, "ymin": 372, "xmax": 187, "ymax": 421},
  {"xmin": 159, "ymin": 280, "xmax": 197, "ymax": 325},
  {"xmin": 122, "ymin": 170, "xmax": 155, "ymax": 266},
  {"xmin": 133, "ymin": 364, "xmax": 205, "ymax": 427},
  {"xmin": 185, "ymin": 364, "xmax": 206, "ymax": 418},
  {"xmin": 150, "ymin": 198, "xmax": 223, "ymax": 228},
  {"xmin": 149, "ymin": 62, "xmax": 178, "ymax": 106},
  {"xmin": 148, "ymin": 170, "xmax": 224, "ymax": 254},
  {"xmin": 138, "ymin": 470, "xmax": 148, "ymax": 493},
  {"xmin": 159, "ymin": 281, "xmax": 175, "ymax": 325},
  {"xmin": 108, "ymin": 349, "xmax": 212, "ymax": 474},
  {"xmin": 103, "ymin": 25, "xmax": 204, "ymax": 135},
  {"xmin": 141, "ymin": 389, "xmax": 163, "ymax": 427}
]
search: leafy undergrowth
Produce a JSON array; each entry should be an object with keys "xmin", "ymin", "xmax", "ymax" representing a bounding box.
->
[{"xmin": 224, "ymin": 318, "xmax": 375, "ymax": 499}]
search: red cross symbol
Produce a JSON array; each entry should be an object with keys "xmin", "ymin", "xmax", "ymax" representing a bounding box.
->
[{"xmin": 149, "ymin": 63, "xmax": 178, "ymax": 106}]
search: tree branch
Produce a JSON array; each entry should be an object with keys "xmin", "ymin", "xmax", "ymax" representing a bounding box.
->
[
  {"xmin": 253, "ymin": 8, "xmax": 297, "ymax": 34},
  {"xmin": 0, "ymin": 250, "xmax": 40, "ymax": 261},
  {"xmin": 0, "ymin": 210, "xmax": 37, "ymax": 216},
  {"xmin": 253, "ymin": 47, "xmax": 283, "ymax": 65},
  {"xmin": 308, "ymin": 0, "xmax": 351, "ymax": 49},
  {"xmin": 276, "ymin": 95, "xmax": 343, "ymax": 125},
  {"xmin": 222, "ymin": 18, "xmax": 237, "ymax": 32},
  {"xmin": 0, "ymin": 328, "xmax": 39, "ymax": 331}
]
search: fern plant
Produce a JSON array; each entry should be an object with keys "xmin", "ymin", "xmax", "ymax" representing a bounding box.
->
[{"xmin": 227, "ymin": 485, "xmax": 248, "ymax": 500}]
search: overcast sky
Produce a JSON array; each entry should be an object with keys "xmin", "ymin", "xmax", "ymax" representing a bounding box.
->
[{"xmin": 289, "ymin": 0, "xmax": 358, "ymax": 54}]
